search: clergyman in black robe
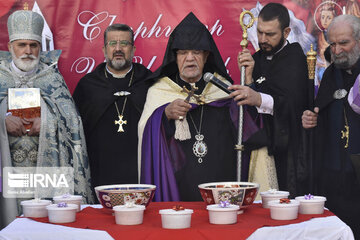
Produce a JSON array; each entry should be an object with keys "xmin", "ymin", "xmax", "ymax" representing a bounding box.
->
[
  {"xmin": 139, "ymin": 12, "xmax": 248, "ymax": 202},
  {"xmin": 236, "ymin": 3, "xmax": 309, "ymax": 197},
  {"xmin": 303, "ymin": 14, "xmax": 360, "ymax": 238},
  {"xmin": 73, "ymin": 24, "xmax": 152, "ymax": 191}
]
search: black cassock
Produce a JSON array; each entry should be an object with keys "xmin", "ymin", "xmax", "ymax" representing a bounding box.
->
[
  {"xmin": 245, "ymin": 42, "xmax": 309, "ymax": 197},
  {"xmin": 162, "ymin": 75, "xmax": 238, "ymax": 201},
  {"xmin": 73, "ymin": 63, "xmax": 152, "ymax": 189},
  {"xmin": 141, "ymin": 12, "xmax": 238, "ymax": 201},
  {"xmin": 314, "ymin": 59, "xmax": 360, "ymax": 238}
]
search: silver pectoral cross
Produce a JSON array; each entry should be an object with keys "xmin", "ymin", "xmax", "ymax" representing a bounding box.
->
[{"xmin": 115, "ymin": 115, "xmax": 127, "ymax": 132}]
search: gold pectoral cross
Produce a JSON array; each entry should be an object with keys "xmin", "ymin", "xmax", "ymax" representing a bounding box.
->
[
  {"xmin": 181, "ymin": 86, "xmax": 205, "ymax": 104},
  {"xmin": 115, "ymin": 115, "xmax": 127, "ymax": 132},
  {"xmin": 341, "ymin": 125, "xmax": 349, "ymax": 148}
]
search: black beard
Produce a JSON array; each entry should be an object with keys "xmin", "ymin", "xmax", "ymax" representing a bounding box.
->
[{"xmin": 260, "ymin": 36, "xmax": 285, "ymax": 56}]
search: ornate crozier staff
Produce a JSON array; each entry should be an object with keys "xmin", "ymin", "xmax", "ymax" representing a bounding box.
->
[
  {"xmin": 306, "ymin": 44, "xmax": 317, "ymax": 192},
  {"xmin": 236, "ymin": 11, "xmax": 254, "ymax": 181}
]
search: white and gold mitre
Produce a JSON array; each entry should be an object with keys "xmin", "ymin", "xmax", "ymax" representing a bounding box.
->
[{"xmin": 7, "ymin": 10, "xmax": 44, "ymax": 43}]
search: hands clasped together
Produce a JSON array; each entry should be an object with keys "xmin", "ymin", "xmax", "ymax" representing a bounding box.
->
[{"xmin": 5, "ymin": 115, "xmax": 41, "ymax": 136}]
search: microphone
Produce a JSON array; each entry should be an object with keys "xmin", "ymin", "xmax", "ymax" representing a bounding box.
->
[{"xmin": 203, "ymin": 72, "xmax": 233, "ymax": 94}]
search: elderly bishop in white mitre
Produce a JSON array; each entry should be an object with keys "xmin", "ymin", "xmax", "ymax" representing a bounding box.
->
[{"xmin": 0, "ymin": 10, "xmax": 94, "ymax": 228}]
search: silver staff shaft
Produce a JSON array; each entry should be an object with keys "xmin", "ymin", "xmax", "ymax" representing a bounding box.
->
[
  {"xmin": 237, "ymin": 10, "xmax": 254, "ymax": 182},
  {"xmin": 236, "ymin": 66, "xmax": 246, "ymax": 181}
]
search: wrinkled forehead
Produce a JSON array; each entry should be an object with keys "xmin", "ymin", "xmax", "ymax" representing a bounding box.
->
[
  {"xmin": 176, "ymin": 49, "xmax": 207, "ymax": 53},
  {"xmin": 175, "ymin": 49, "xmax": 209, "ymax": 59},
  {"xmin": 328, "ymin": 23, "xmax": 354, "ymax": 43}
]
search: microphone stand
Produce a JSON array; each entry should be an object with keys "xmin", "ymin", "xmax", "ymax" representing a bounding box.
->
[{"xmin": 236, "ymin": 11, "xmax": 254, "ymax": 181}]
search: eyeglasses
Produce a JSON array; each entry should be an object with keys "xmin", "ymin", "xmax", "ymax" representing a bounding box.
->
[{"xmin": 106, "ymin": 40, "xmax": 133, "ymax": 48}]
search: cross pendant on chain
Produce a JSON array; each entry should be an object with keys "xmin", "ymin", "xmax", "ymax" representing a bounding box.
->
[
  {"xmin": 181, "ymin": 85, "xmax": 204, "ymax": 104},
  {"xmin": 115, "ymin": 115, "xmax": 127, "ymax": 132},
  {"xmin": 341, "ymin": 125, "xmax": 349, "ymax": 148}
]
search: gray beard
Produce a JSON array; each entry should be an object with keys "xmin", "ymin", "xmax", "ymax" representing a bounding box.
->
[
  {"xmin": 107, "ymin": 57, "xmax": 131, "ymax": 71},
  {"xmin": 332, "ymin": 44, "xmax": 360, "ymax": 69},
  {"xmin": 10, "ymin": 49, "xmax": 40, "ymax": 72},
  {"xmin": 13, "ymin": 57, "xmax": 40, "ymax": 72}
]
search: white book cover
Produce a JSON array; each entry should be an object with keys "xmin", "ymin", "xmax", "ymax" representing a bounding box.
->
[{"xmin": 8, "ymin": 88, "xmax": 41, "ymax": 110}]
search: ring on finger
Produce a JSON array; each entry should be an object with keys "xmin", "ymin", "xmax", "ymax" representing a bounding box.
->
[{"xmin": 178, "ymin": 116, "xmax": 184, "ymax": 121}]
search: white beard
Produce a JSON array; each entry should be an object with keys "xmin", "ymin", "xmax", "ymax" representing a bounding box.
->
[
  {"xmin": 10, "ymin": 47, "xmax": 40, "ymax": 72},
  {"xmin": 332, "ymin": 43, "xmax": 360, "ymax": 69}
]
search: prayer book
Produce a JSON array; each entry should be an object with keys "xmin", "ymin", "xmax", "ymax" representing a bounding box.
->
[{"xmin": 8, "ymin": 88, "xmax": 41, "ymax": 130}]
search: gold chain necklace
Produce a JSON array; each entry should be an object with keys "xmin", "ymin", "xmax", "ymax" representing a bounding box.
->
[
  {"xmin": 188, "ymin": 105, "xmax": 207, "ymax": 163},
  {"xmin": 105, "ymin": 68, "xmax": 134, "ymax": 132},
  {"xmin": 341, "ymin": 108, "xmax": 349, "ymax": 148}
]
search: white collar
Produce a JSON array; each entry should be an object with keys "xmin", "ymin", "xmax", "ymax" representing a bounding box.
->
[{"xmin": 106, "ymin": 64, "xmax": 133, "ymax": 78}]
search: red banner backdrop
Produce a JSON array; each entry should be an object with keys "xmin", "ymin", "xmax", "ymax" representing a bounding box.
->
[{"xmin": 0, "ymin": 0, "xmax": 359, "ymax": 93}]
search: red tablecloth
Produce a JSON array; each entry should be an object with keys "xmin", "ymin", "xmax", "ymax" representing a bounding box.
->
[{"xmin": 30, "ymin": 202, "xmax": 334, "ymax": 240}]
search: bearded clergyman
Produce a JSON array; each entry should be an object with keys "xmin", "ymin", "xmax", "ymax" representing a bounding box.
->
[
  {"xmin": 138, "ymin": 13, "xmax": 253, "ymax": 201},
  {"xmin": 302, "ymin": 14, "xmax": 360, "ymax": 238},
  {"xmin": 0, "ymin": 10, "xmax": 93, "ymax": 228},
  {"xmin": 73, "ymin": 24, "xmax": 152, "ymax": 191},
  {"xmin": 236, "ymin": 3, "xmax": 309, "ymax": 198}
]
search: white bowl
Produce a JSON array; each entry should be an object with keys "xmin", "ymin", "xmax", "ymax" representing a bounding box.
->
[
  {"xmin": 113, "ymin": 204, "xmax": 145, "ymax": 225},
  {"xmin": 206, "ymin": 204, "xmax": 240, "ymax": 224},
  {"xmin": 260, "ymin": 190, "xmax": 289, "ymax": 208},
  {"xmin": 268, "ymin": 199, "xmax": 299, "ymax": 220},
  {"xmin": 159, "ymin": 209, "xmax": 193, "ymax": 229},
  {"xmin": 21, "ymin": 199, "xmax": 52, "ymax": 218},
  {"xmin": 295, "ymin": 196, "xmax": 327, "ymax": 214},
  {"xmin": 46, "ymin": 203, "xmax": 78, "ymax": 223},
  {"xmin": 53, "ymin": 194, "xmax": 83, "ymax": 212}
]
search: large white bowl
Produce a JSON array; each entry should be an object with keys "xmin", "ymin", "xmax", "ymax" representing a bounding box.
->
[
  {"xmin": 94, "ymin": 184, "xmax": 156, "ymax": 210},
  {"xmin": 198, "ymin": 182, "xmax": 259, "ymax": 209}
]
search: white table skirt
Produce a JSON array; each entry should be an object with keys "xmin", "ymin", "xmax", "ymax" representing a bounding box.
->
[{"xmin": 247, "ymin": 216, "xmax": 354, "ymax": 240}]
